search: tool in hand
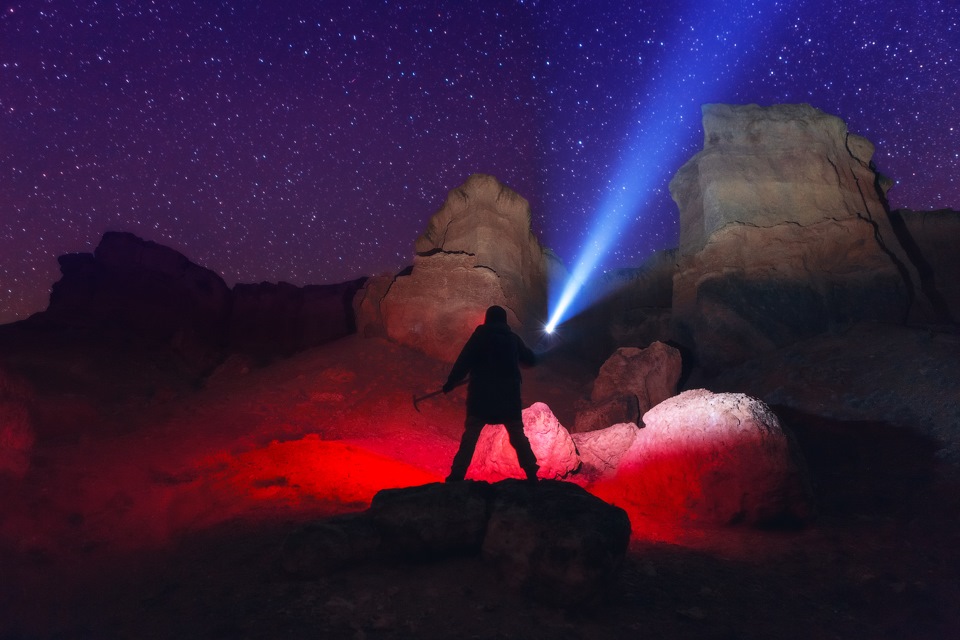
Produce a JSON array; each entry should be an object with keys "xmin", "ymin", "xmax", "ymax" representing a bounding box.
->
[{"xmin": 413, "ymin": 378, "xmax": 467, "ymax": 413}]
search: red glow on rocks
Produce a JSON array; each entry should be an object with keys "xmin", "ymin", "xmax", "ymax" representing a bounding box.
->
[{"xmin": 213, "ymin": 436, "xmax": 442, "ymax": 509}]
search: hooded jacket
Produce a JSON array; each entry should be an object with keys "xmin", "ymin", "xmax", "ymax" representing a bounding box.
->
[{"xmin": 445, "ymin": 316, "xmax": 536, "ymax": 424}]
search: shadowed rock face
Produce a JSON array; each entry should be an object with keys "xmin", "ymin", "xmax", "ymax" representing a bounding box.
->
[
  {"xmin": 29, "ymin": 232, "xmax": 365, "ymax": 373},
  {"xmin": 370, "ymin": 174, "xmax": 563, "ymax": 362},
  {"xmin": 669, "ymin": 103, "xmax": 928, "ymax": 370},
  {"xmin": 890, "ymin": 208, "xmax": 960, "ymax": 324},
  {"xmin": 43, "ymin": 231, "xmax": 233, "ymax": 373},
  {"xmin": 229, "ymin": 278, "xmax": 366, "ymax": 362}
]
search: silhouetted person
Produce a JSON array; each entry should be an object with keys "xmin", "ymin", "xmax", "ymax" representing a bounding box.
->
[{"xmin": 442, "ymin": 305, "xmax": 540, "ymax": 482}]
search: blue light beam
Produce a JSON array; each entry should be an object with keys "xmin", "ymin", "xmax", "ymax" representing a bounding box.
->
[{"xmin": 545, "ymin": 0, "xmax": 788, "ymax": 332}]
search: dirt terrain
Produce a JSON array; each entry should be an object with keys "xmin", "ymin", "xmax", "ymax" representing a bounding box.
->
[{"xmin": 2, "ymin": 334, "xmax": 959, "ymax": 639}]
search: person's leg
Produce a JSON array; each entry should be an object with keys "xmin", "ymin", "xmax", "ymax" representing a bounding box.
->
[
  {"xmin": 504, "ymin": 418, "xmax": 539, "ymax": 481},
  {"xmin": 446, "ymin": 415, "xmax": 485, "ymax": 482}
]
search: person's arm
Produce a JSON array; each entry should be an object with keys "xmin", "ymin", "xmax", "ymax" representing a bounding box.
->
[
  {"xmin": 443, "ymin": 334, "xmax": 475, "ymax": 392},
  {"xmin": 516, "ymin": 335, "xmax": 536, "ymax": 367}
]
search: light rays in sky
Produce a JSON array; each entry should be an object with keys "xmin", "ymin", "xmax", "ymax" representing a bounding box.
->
[{"xmin": 545, "ymin": 0, "xmax": 788, "ymax": 332}]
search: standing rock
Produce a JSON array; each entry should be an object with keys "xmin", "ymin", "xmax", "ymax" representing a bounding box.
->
[
  {"xmin": 465, "ymin": 402, "xmax": 580, "ymax": 481},
  {"xmin": 372, "ymin": 174, "xmax": 563, "ymax": 362},
  {"xmin": 482, "ymin": 480, "xmax": 631, "ymax": 606},
  {"xmin": 614, "ymin": 389, "xmax": 812, "ymax": 527},
  {"xmin": 669, "ymin": 104, "xmax": 928, "ymax": 370},
  {"xmin": 574, "ymin": 342, "xmax": 682, "ymax": 433}
]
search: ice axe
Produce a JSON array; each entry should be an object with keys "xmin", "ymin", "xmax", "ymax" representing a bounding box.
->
[{"xmin": 413, "ymin": 378, "xmax": 468, "ymax": 413}]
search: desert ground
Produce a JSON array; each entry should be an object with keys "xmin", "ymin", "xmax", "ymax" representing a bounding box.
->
[{"xmin": 2, "ymin": 333, "xmax": 959, "ymax": 639}]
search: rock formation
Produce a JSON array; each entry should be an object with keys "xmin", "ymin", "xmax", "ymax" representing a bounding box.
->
[
  {"xmin": 574, "ymin": 341, "xmax": 682, "ymax": 433},
  {"xmin": 669, "ymin": 103, "xmax": 930, "ymax": 369},
  {"xmin": 229, "ymin": 278, "xmax": 365, "ymax": 362},
  {"xmin": 41, "ymin": 231, "xmax": 233, "ymax": 373},
  {"xmin": 889, "ymin": 208, "xmax": 960, "ymax": 324},
  {"xmin": 607, "ymin": 389, "xmax": 812, "ymax": 527},
  {"xmin": 481, "ymin": 480, "xmax": 631, "ymax": 605},
  {"xmin": 359, "ymin": 174, "xmax": 563, "ymax": 362},
  {"xmin": 281, "ymin": 480, "xmax": 631, "ymax": 606},
  {"xmin": 22, "ymin": 232, "xmax": 365, "ymax": 373}
]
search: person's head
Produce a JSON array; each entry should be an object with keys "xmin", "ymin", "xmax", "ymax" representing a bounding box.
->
[{"xmin": 484, "ymin": 305, "xmax": 508, "ymax": 325}]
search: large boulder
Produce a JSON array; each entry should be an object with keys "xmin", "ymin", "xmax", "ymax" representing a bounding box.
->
[
  {"xmin": 608, "ymin": 389, "xmax": 812, "ymax": 527},
  {"xmin": 482, "ymin": 480, "xmax": 631, "ymax": 605},
  {"xmin": 669, "ymin": 104, "xmax": 929, "ymax": 370},
  {"xmin": 371, "ymin": 174, "xmax": 563, "ymax": 362},
  {"xmin": 464, "ymin": 402, "xmax": 580, "ymax": 481},
  {"xmin": 574, "ymin": 341, "xmax": 682, "ymax": 433},
  {"xmin": 280, "ymin": 480, "xmax": 631, "ymax": 606},
  {"xmin": 368, "ymin": 481, "xmax": 492, "ymax": 559},
  {"xmin": 229, "ymin": 278, "xmax": 366, "ymax": 361}
]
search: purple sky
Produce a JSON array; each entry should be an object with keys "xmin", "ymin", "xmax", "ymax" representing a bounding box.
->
[{"xmin": 2, "ymin": 0, "xmax": 957, "ymax": 324}]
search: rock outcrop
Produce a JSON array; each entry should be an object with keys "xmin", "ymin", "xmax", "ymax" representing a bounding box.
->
[
  {"xmin": 482, "ymin": 480, "xmax": 631, "ymax": 605},
  {"xmin": 890, "ymin": 208, "xmax": 960, "ymax": 324},
  {"xmin": 361, "ymin": 174, "xmax": 563, "ymax": 362},
  {"xmin": 669, "ymin": 104, "xmax": 928, "ymax": 370},
  {"xmin": 574, "ymin": 341, "xmax": 682, "ymax": 433},
  {"xmin": 605, "ymin": 389, "xmax": 812, "ymax": 527},
  {"xmin": 229, "ymin": 278, "xmax": 365, "ymax": 362},
  {"xmin": 281, "ymin": 480, "xmax": 631, "ymax": 606},
  {"xmin": 26, "ymin": 232, "xmax": 366, "ymax": 372},
  {"xmin": 41, "ymin": 231, "xmax": 233, "ymax": 373}
]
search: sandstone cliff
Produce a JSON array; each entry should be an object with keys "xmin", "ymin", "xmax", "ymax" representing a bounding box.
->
[
  {"xmin": 360, "ymin": 174, "xmax": 562, "ymax": 362},
  {"xmin": 669, "ymin": 103, "xmax": 936, "ymax": 369}
]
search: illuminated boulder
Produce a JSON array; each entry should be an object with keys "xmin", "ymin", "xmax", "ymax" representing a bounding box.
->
[
  {"xmin": 611, "ymin": 389, "xmax": 812, "ymax": 527},
  {"xmin": 372, "ymin": 174, "xmax": 563, "ymax": 362},
  {"xmin": 574, "ymin": 341, "xmax": 682, "ymax": 432},
  {"xmin": 0, "ymin": 367, "xmax": 34, "ymax": 480},
  {"xmin": 465, "ymin": 402, "xmax": 580, "ymax": 482},
  {"xmin": 669, "ymin": 103, "xmax": 930, "ymax": 369},
  {"xmin": 482, "ymin": 479, "xmax": 631, "ymax": 605},
  {"xmin": 570, "ymin": 422, "xmax": 641, "ymax": 483}
]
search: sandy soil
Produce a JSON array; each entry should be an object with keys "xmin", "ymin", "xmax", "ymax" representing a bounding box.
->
[{"xmin": 2, "ymin": 335, "xmax": 959, "ymax": 639}]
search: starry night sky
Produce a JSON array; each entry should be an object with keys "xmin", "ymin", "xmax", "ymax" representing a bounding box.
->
[{"xmin": 1, "ymin": 0, "xmax": 957, "ymax": 324}]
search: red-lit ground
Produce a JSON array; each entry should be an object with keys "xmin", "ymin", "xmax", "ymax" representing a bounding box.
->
[{"xmin": 2, "ymin": 335, "xmax": 959, "ymax": 638}]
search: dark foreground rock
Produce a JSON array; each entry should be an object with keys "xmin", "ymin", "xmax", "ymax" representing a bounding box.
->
[
  {"xmin": 282, "ymin": 480, "xmax": 630, "ymax": 605},
  {"xmin": 482, "ymin": 480, "xmax": 632, "ymax": 605}
]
